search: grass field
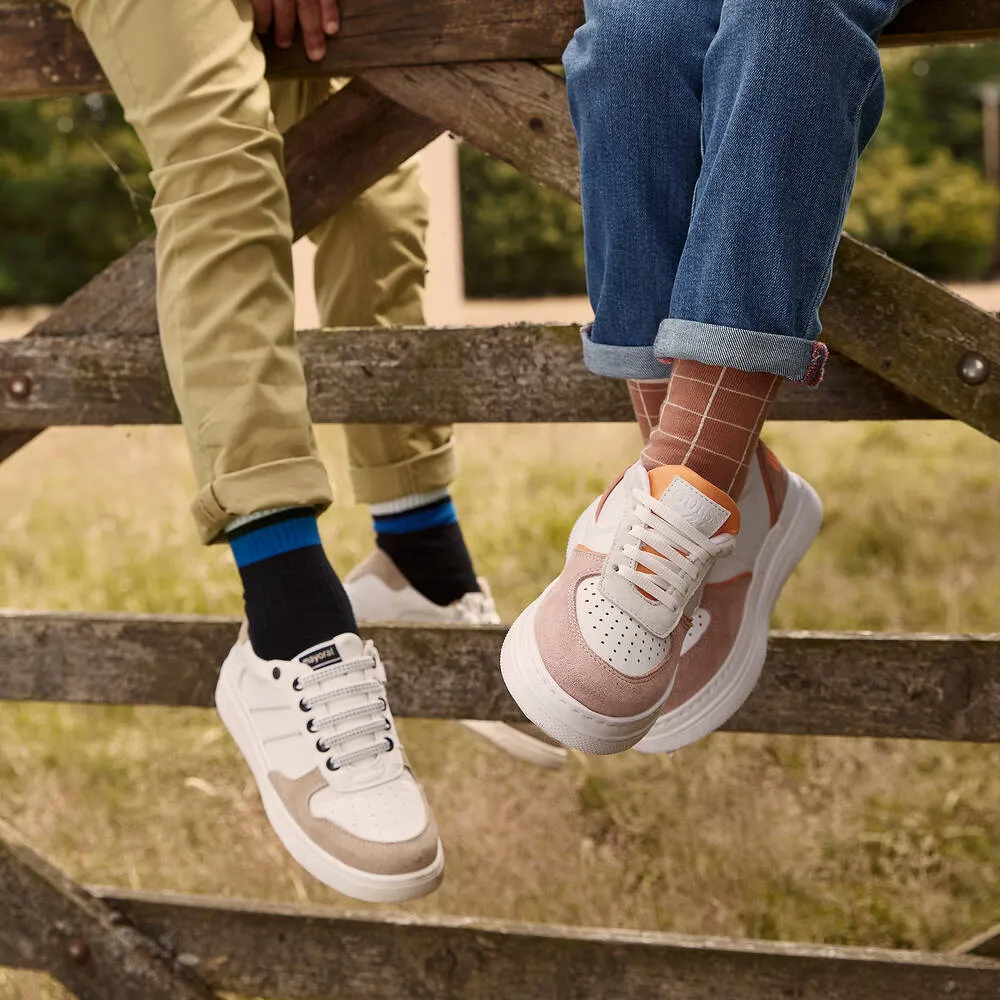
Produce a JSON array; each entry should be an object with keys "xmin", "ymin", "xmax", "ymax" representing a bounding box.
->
[{"xmin": 2, "ymin": 409, "xmax": 1000, "ymax": 999}]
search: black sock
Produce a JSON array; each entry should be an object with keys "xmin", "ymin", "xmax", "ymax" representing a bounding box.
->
[
  {"xmin": 376, "ymin": 521, "xmax": 480, "ymax": 606},
  {"xmin": 228, "ymin": 509, "xmax": 357, "ymax": 661}
]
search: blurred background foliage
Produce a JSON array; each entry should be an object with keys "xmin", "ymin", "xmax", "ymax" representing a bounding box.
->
[
  {"xmin": 1, "ymin": 43, "xmax": 998, "ymax": 305},
  {"xmin": 0, "ymin": 94, "xmax": 153, "ymax": 306},
  {"xmin": 461, "ymin": 45, "xmax": 1000, "ymax": 297}
]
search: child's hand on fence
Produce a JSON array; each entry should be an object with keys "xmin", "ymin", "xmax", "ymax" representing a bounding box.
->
[{"xmin": 251, "ymin": 0, "xmax": 340, "ymax": 61}]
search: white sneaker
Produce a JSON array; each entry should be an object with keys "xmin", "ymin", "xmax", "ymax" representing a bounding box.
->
[
  {"xmin": 634, "ymin": 442, "xmax": 822, "ymax": 753},
  {"xmin": 215, "ymin": 627, "xmax": 444, "ymax": 902},
  {"xmin": 344, "ymin": 550, "xmax": 567, "ymax": 770}
]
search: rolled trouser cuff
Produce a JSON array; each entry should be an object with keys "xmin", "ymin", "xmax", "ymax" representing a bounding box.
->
[
  {"xmin": 654, "ymin": 318, "xmax": 828, "ymax": 386},
  {"xmin": 581, "ymin": 324, "xmax": 670, "ymax": 380},
  {"xmin": 192, "ymin": 456, "xmax": 333, "ymax": 544},
  {"xmin": 349, "ymin": 437, "xmax": 457, "ymax": 506}
]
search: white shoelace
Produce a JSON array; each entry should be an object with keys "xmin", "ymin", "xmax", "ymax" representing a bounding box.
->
[
  {"xmin": 612, "ymin": 488, "xmax": 735, "ymax": 616},
  {"xmin": 294, "ymin": 645, "xmax": 393, "ymax": 771}
]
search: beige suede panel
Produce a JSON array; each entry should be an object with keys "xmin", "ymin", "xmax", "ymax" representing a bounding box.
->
[
  {"xmin": 662, "ymin": 574, "xmax": 751, "ymax": 712},
  {"xmin": 269, "ymin": 770, "xmax": 440, "ymax": 876},
  {"xmin": 536, "ymin": 549, "xmax": 683, "ymax": 718},
  {"xmin": 344, "ymin": 548, "xmax": 410, "ymax": 591}
]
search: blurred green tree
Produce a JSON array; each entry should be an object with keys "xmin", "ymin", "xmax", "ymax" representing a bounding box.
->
[
  {"xmin": 847, "ymin": 144, "xmax": 999, "ymax": 279},
  {"xmin": 458, "ymin": 142, "xmax": 587, "ymax": 298},
  {"xmin": 0, "ymin": 95, "xmax": 153, "ymax": 306}
]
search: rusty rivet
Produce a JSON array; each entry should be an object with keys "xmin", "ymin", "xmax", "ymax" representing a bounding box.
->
[
  {"xmin": 66, "ymin": 938, "xmax": 89, "ymax": 964},
  {"xmin": 957, "ymin": 351, "xmax": 990, "ymax": 386},
  {"xmin": 8, "ymin": 375, "xmax": 31, "ymax": 400},
  {"xmin": 528, "ymin": 116, "xmax": 544, "ymax": 132}
]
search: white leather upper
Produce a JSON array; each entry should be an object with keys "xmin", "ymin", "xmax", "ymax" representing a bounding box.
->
[
  {"xmin": 576, "ymin": 576, "xmax": 670, "ymax": 675},
  {"xmin": 310, "ymin": 775, "xmax": 429, "ymax": 842},
  {"xmin": 681, "ymin": 606, "xmax": 712, "ymax": 655},
  {"xmin": 707, "ymin": 450, "xmax": 772, "ymax": 583},
  {"xmin": 218, "ymin": 632, "xmax": 426, "ymax": 836}
]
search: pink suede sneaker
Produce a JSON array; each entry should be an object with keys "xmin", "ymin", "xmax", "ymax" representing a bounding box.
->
[
  {"xmin": 635, "ymin": 442, "xmax": 822, "ymax": 754},
  {"xmin": 500, "ymin": 462, "xmax": 740, "ymax": 754}
]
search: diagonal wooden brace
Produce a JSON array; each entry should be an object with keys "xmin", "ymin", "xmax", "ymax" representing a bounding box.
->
[
  {"xmin": 954, "ymin": 922, "xmax": 1000, "ymax": 959},
  {"xmin": 821, "ymin": 236, "xmax": 1000, "ymax": 442},
  {"xmin": 2, "ymin": 0, "xmax": 1000, "ymax": 100},
  {"xmin": 0, "ymin": 817, "xmax": 221, "ymax": 1000},
  {"xmin": 365, "ymin": 61, "xmax": 1000, "ymax": 441},
  {"xmin": 363, "ymin": 62, "xmax": 580, "ymax": 201},
  {"xmin": 0, "ymin": 78, "xmax": 441, "ymax": 463},
  {"xmin": 10, "ymin": 61, "xmax": 999, "ymax": 457}
]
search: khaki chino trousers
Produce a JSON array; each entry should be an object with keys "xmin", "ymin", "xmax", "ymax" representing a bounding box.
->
[{"xmin": 63, "ymin": 0, "xmax": 456, "ymax": 542}]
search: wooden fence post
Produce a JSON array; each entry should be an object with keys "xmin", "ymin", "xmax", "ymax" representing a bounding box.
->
[{"xmin": 0, "ymin": 818, "xmax": 221, "ymax": 1000}]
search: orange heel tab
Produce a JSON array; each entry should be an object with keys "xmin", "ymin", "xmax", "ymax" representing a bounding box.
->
[{"xmin": 647, "ymin": 465, "xmax": 740, "ymax": 536}]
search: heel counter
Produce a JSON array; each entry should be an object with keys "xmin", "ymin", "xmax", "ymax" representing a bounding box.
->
[{"xmin": 757, "ymin": 442, "xmax": 788, "ymax": 525}]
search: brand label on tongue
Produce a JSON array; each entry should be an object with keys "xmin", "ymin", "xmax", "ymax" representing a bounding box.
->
[
  {"xmin": 300, "ymin": 642, "xmax": 342, "ymax": 669},
  {"xmin": 661, "ymin": 478, "xmax": 729, "ymax": 536}
]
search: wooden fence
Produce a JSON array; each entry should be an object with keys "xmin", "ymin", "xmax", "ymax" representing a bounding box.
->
[{"xmin": 2, "ymin": 1, "xmax": 1000, "ymax": 997}]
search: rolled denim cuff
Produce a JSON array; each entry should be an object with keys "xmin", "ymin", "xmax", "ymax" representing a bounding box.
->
[
  {"xmin": 581, "ymin": 324, "xmax": 670, "ymax": 380},
  {"xmin": 654, "ymin": 319, "xmax": 828, "ymax": 387}
]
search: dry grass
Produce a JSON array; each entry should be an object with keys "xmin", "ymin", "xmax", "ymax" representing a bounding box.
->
[{"xmin": 2, "ymin": 388, "xmax": 1000, "ymax": 998}]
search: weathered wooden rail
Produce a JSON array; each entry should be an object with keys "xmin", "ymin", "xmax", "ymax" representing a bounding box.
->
[
  {"xmin": 2, "ymin": 0, "xmax": 1000, "ymax": 100},
  {"xmin": 0, "ymin": 327, "xmax": 945, "ymax": 426},
  {"xmin": 2, "ymin": 1, "xmax": 1000, "ymax": 997},
  {"xmin": 2, "ymin": 612, "xmax": 1000, "ymax": 743}
]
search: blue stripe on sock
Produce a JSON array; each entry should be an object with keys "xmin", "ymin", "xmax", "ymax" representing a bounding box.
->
[
  {"xmin": 373, "ymin": 498, "xmax": 458, "ymax": 536},
  {"xmin": 229, "ymin": 514, "xmax": 322, "ymax": 567}
]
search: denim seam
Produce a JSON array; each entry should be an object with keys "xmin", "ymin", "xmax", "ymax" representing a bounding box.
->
[
  {"xmin": 803, "ymin": 65, "xmax": 884, "ymax": 330},
  {"xmin": 580, "ymin": 325, "xmax": 667, "ymax": 380}
]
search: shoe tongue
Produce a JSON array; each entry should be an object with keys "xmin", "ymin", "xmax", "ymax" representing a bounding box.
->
[
  {"xmin": 297, "ymin": 632, "xmax": 366, "ymax": 669},
  {"xmin": 647, "ymin": 466, "xmax": 740, "ymax": 537},
  {"xmin": 297, "ymin": 633, "xmax": 385, "ymax": 776}
]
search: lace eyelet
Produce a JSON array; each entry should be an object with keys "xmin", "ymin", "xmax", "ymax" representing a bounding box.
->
[
  {"xmin": 378, "ymin": 697, "xmax": 387, "ymax": 712},
  {"xmin": 299, "ymin": 697, "xmax": 310, "ymax": 713},
  {"xmin": 326, "ymin": 758, "xmax": 340, "ymax": 772},
  {"xmin": 384, "ymin": 737, "xmax": 395, "ymax": 753},
  {"xmin": 271, "ymin": 667, "xmax": 281, "ymax": 680},
  {"xmin": 315, "ymin": 739, "xmax": 327, "ymax": 753},
  {"xmin": 383, "ymin": 719, "xmax": 392, "ymax": 732},
  {"xmin": 305, "ymin": 718, "xmax": 316, "ymax": 733},
  {"xmin": 292, "ymin": 678, "xmax": 302, "ymax": 692}
]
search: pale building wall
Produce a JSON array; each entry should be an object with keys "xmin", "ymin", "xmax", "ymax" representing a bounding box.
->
[{"xmin": 293, "ymin": 135, "xmax": 593, "ymax": 330}]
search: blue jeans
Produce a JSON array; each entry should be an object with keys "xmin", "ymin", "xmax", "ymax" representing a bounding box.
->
[{"xmin": 564, "ymin": 0, "xmax": 904, "ymax": 385}]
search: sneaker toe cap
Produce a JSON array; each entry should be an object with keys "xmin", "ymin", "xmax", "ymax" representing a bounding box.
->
[{"xmin": 271, "ymin": 769, "xmax": 440, "ymax": 877}]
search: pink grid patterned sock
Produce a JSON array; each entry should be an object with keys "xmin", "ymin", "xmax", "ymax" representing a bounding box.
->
[
  {"xmin": 626, "ymin": 379, "xmax": 670, "ymax": 445},
  {"xmin": 641, "ymin": 360, "xmax": 781, "ymax": 499}
]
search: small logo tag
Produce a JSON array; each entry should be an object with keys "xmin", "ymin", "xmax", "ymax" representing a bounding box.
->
[
  {"xmin": 300, "ymin": 643, "xmax": 341, "ymax": 669},
  {"xmin": 662, "ymin": 479, "xmax": 728, "ymax": 535}
]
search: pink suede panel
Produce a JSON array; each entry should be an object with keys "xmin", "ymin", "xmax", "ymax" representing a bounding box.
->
[
  {"xmin": 661, "ymin": 574, "xmax": 751, "ymax": 712},
  {"xmin": 535, "ymin": 548, "xmax": 683, "ymax": 718}
]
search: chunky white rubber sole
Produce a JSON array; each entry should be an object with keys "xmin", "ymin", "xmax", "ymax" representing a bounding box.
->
[
  {"xmin": 634, "ymin": 472, "xmax": 823, "ymax": 755},
  {"xmin": 215, "ymin": 668, "xmax": 444, "ymax": 903},
  {"xmin": 500, "ymin": 593, "xmax": 672, "ymax": 755}
]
